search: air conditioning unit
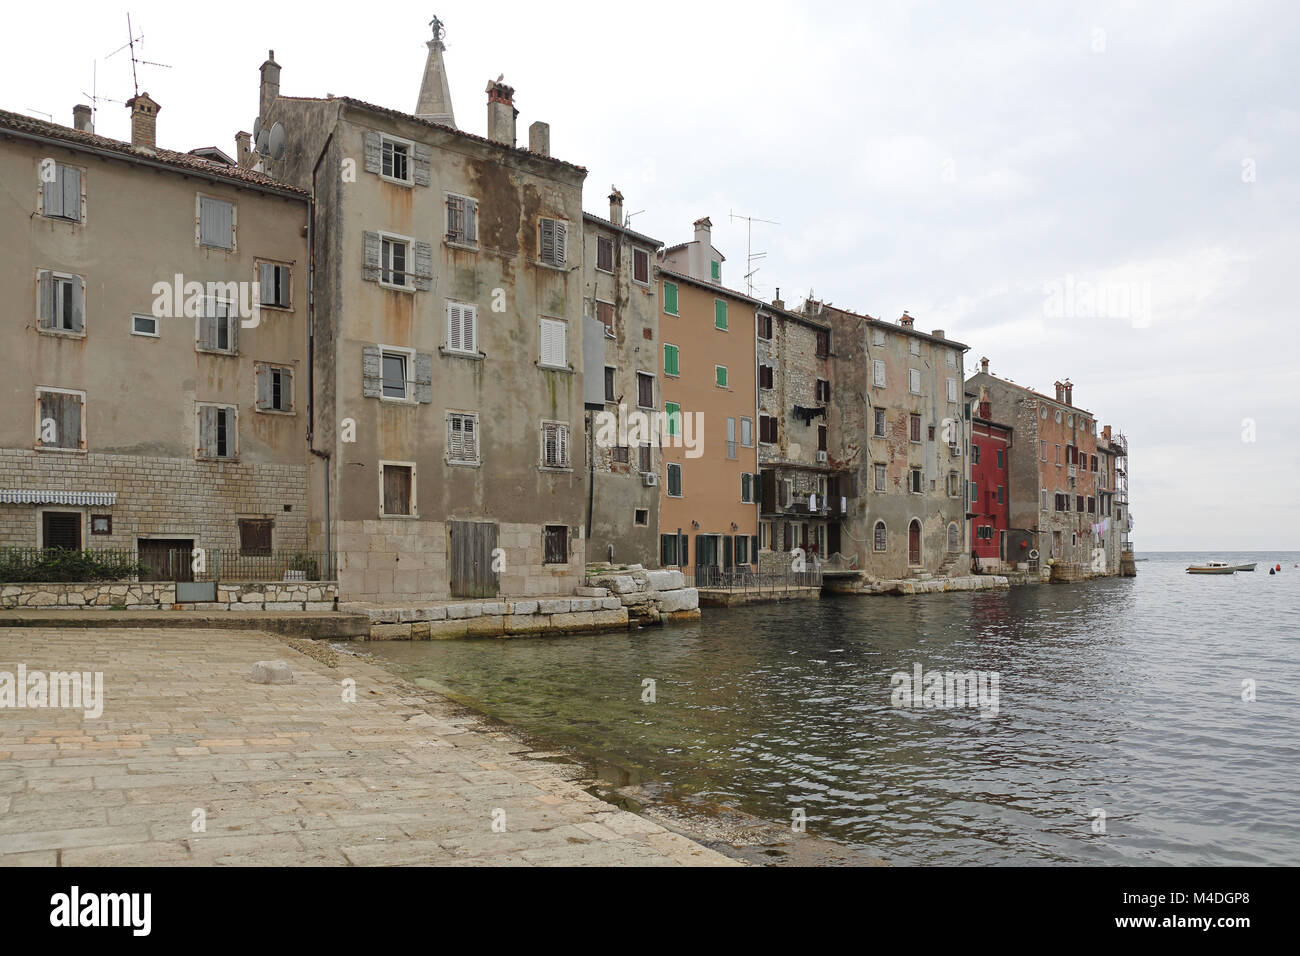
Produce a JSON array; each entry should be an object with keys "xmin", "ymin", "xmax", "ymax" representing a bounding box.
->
[
  {"xmin": 816, "ymin": 451, "xmax": 828, "ymax": 463},
  {"xmin": 949, "ymin": 443, "xmax": 961, "ymax": 456},
  {"xmin": 641, "ymin": 472, "xmax": 658, "ymax": 486}
]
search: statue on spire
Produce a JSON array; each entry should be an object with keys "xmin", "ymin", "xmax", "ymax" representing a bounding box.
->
[{"xmin": 429, "ymin": 15, "xmax": 445, "ymax": 42}]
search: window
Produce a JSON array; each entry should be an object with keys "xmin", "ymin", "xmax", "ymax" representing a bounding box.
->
[
  {"xmin": 1055, "ymin": 444, "xmax": 1061, "ymax": 464},
  {"xmin": 196, "ymin": 404, "xmax": 237, "ymax": 460},
  {"xmin": 714, "ymin": 299, "xmax": 728, "ymax": 330},
  {"xmin": 909, "ymin": 339, "xmax": 920, "ymax": 356},
  {"xmin": 198, "ymin": 196, "xmax": 235, "ymax": 249},
  {"xmin": 735, "ymin": 535, "xmax": 749, "ymax": 565},
  {"xmin": 759, "ymin": 364, "xmax": 774, "ymax": 390},
  {"xmin": 1087, "ymin": 496, "xmax": 1095, "ymax": 514},
  {"xmin": 1040, "ymin": 440, "xmax": 1047, "ymax": 461},
  {"xmin": 1041, "ymin": 488, "xmax": 1048, "ymax": 511},
  {"xmin": 381, "ymin": 463, "xmax": 414, "ymax": 516},
  {"xmin": 197, "ymin": 297, "xmax": 236, "ymax": 354},
  {"xmin": 381, "ymin": 136, "xmax": 411, "ymax": 182},
  {"xmin": 1041, "ymin": 405, "xmax": 1048, "ymax": 420},
  {"xmin": 945, "ymin": 351, "xmax": 956, "ymax": 369},
  {"xmin": 997, "ymin": 485, "xmax": 1004, "ymax": 504},
  {"xmin": 37, "ymin": 270, "xmax": 84, "ymax": 334},
  {"xmin": 613, "ymin": 445, "xmax": 629, "ymax": 463},
  {"xmin": 665, "ymin": 402, "xmax": 681, "ymax": 438},
  {"xmin": 596, "ymin": 300, "xmax": 615, "ymax": 336},
  {"xmin": 910, "ymin": 468, "xmax": 923, "ymax": 493},
  {"xmin": 634, "ymin": 509, "xmax": 648, "ymax": 527},
  {"xmin": 947, "ymin": 378, "xmax": 958, "ymax": 402},
  {"xmin": 131, "ymin": 313, "xmax": 158, "ymax": 337},
  {"xmin": 947, "ymin": 523, "xmax": 960, "ymax": 552},
  {"xmin": 872, "ymin": 360, "xmax": 886, "ymax": 388},
  {"xmin": 874, "ymin": 463, "xmax": 886, "ymax": 491},
  {"xmin": 818, "ymin": 425, "xmax": 828, "ymax": 452},
  {"xmin": 715, "ymin": 365, "xmax": 728, "ymax": 388},
  {"xmin": 539, "ymin": 218, "xmax": 568, "ymax": 267},
  {"xmin": 445, "ymin": 193, "xmax": 478, "ymax": 245},
  {"xmin": 447, "ymin": 413, "xmax": 479, "ymax": 464},
  {"xmin": 35, "ymin": 388, "xmax": 85, "ymax": 451},
  {"xmin": 815, "ymin": 379, "xmax": 831, "ymax": 402},
  {"xmin": 540, "ymin": 421, "xmax": 570, "ymax": 468},
  {"xmin": 872, "ymin": 328, "xmax": 886, "ymax": 346},
  {"xmin": 928, "ymin": 424, "xmax": 936, "ymax": 441},
  {"xmin": 633, "ymin": 248, "xmax": 650, "ymax": 284},
  {"xmin": 90, "ymin": 514, "xmax": 111, "ymax": 536},
  {"xmin": 41, "ymin": 163, "xmax": 82, "ymax": 222},
  {"xmin": 42, "ymin": 512, "xmax": 81, "ymax": 549},
  {"xmin": 997, "ymin": 448, "xmax": 1004, "ymax": 469},
  {"xmin": 380, "ymin": 235, "xmax": 409, "ymax": 287},
  {"xmin": 873, "ymin": 408, "xmax": 886, "ymax": 437},
  {"xmin": 596, "ymin": 235, "xmax": 614, "ymax": 272},
  {"xmin": 972, "ymin": 444, "xmax": 981, "ymax": 464},
  {"xmin": 947, "ymin": 472, "xmax": 961, "ymax": 496},
  {"xmin": 661, "ymin": 533, "xmax": 680, "ymax": 566},
  {"xmin": 972, "ymin": 481, "xmax": 979, "ymax": 504},
  {"xmin": 666, "ymin": 462, "xmax": 682, "ymax": 497},
  {"xmin": 741, "ymin": 472, "xmax": 753, "ymax": 503},
  {"xmin": 873, "ymin": 521, "xmax": 887, "ymax": 551},
  {"xmin": 258, "ymin": 261, "xmax": 291, "ymax": 308},
  {"xmin": 816, "ymin": 330, "xmax": 830, "ymax": 357},
  {"xmin": 238, "ymin": 519, "xmax": 273, "ymax": 556},
  {"xmin": 1077, "ymin": 495, "xmax": 1085, "ymax": 513},
  {"xmin": 664, "ymin": 281, "xmax": 679, "ymax": 316},
  {"xmin": 909, "ymin": 368, "xmax": 921, "ymax": 394},
  {"xmin": 710, "ymin": 259, "xmax": 721, "ymax": 282},
  {"xmin": 759, "ymin": 414, "xmax": 778, "ymax": 444},
  {"xmin": 1090, "ymin": 454, "xmax": 1098, "ymax": 472},
  {"xmin": 381, "ymin": 350, "xmax": 409, "ymax": 400},
  {"xmin": 758, "ymin": 313, "xmax": 772, "ymax": 339},
  {"xmin": 544, "ymin": 526, "xmax": 569, "ymax": 564},
  {"xmin": 539, "ymin": 318, "xmax": 567, "ymax": 367},
  {"xmin": 255, "ymin": 363, "xmax": 293, "ymax": 413},
  {"xmin": 639, "ymin": 443, "xmax": 652, "ymax": 472},
  {"xmin": 909, "ymin": 414, "xmax": 922, "ymax": 443},
  {"xmin": 664, "ymin": 344, "xmax": 680, "ymax": 376},
  {"xmin": 1067, "ymin": 414, "xmax": 1074, "ymax": 427},
  {"xmin": 740, "ymin": 417, "xmax": 753, "ymax": 447},
  {"xmin": 1055, "ymin": 410, "xmax": 1063, "ymax": 423},
  {"xmin": 637, "ymin": 372, "xmax": 655, "ymax": 409},
  {"xmin": 604, "ymin": 366, "xmax": 616, "ymax": 402},
  {"xmin": 447, "ymin": 302, "xmax": 477, "ymax": 354}
]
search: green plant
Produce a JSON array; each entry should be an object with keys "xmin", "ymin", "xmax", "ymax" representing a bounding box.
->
[
  {"xmin": 286, "ymin": 552, "xmax": 320, "ymax": 579},
  {"xmin": 0, "ymin": 548, "xmax": 149, "ymax": 583}
]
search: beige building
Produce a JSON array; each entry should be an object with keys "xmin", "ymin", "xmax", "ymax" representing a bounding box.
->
[
  {"xmin": 0, "ymin": 102, "xmax": 310, "ymax": 571},
  {"xmin": 258, "ymin": 31, "xmax": 589, "ymax": 602}
]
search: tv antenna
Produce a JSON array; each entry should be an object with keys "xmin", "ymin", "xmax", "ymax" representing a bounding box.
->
[
  {"xmin": 106, "ymin": 14, "xmax": 171, "ymax": 98},
  {"xmin": 624, "ymin": 209, "xmax": 645, "ymax": 229},
  {"xmin": 729, "ymin": 210, "xmax": 779, "ymax": 297}
]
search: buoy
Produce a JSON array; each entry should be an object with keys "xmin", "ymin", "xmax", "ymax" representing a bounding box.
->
[{"xmin": 1277, "ymin": 564, "xmax": 1283, "ymax": 572}]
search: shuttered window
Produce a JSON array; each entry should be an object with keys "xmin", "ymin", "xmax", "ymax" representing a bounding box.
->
[
  {"xmin": 666, "ymin": 462, "xmax": 682, "ymax": 497},
  {"xmin": 596, "ymin": 300, "xmax": 615, "ymax": 336},
  {"xmin": 758, "ymin": 313, "xmax": 772, "ymax": 339},
  {"xmin": 258, "ymin": 262, "xmax": 291, "ymax": 307},
  {"xmin": 759, "ymin": 365, "xmax": 773, "ymax": 389},
  {"xmin": 239, "ymin": 519, "xmax": 273, "ymax": 556},
  {"xmin": 596, "ymin": 235, "xmax": 614, "ymax": 272},
  {"xmin": 874, "ymin": 464, "xmax": 886, "ymax": 491},
  {"xmin": 714, "ymin": 299, "xmax": 728, "ymax": 330},
  {"xmin": 36, "ymin": 389, "xmax": 84, "ymax": 450},
  {"xmin": 664, "ymin": 344, "xmax": 679, "ymax": 376},
  {"xmin": 539, "ymin": 318, "xmax": 567, "ymax": 367},
  {"xmin": 197, "ymin": 405, "xmax": 237, "ymax": 459},
  {"xmin": 637, "ymin": 372, "xmax": 655, "ymax": 409},
  {"xmin": 604, "ymin": 367, "xmax": 616, "ymax": 402},
  {"xmin": 37, "ymin": 271, "xmax": 84, "ymax": 333},
  {"xmin": 760, "ymin": 415, "xmax": 778, "ymax": 444},
  {"xmin": 539, "ymin": 218, "xmax": 567, "ymax": 266},
  {"xmin": 710, "ymin": 260, "xmax": 721, "ymax": 281},
  {"xmin": 715, "ymin": 365, "xmax": 728, "ymax": 388},
  {"xmin": 446, "ymin": 194, "xmax": 478, "ymax": 244},
  {"xmin": 816, "ymin": 330, "xmax": 830, "ymax": 357},
  {"xmin": 447, "ymin": 302, "xmax": 477, "ymax": 353},
  {"xmin": 947, "ymin": 378, "xmax": 958, "ymax": 402},
  {"xmin": 909, "ymin": 414, "xmax": 921, "ymax": 442},
  {"xmin": 638, "ymin": 443, "xmax": 651, "ymax": 472},
  {"xmin": 872, "ymin": 328, "xmax": 886, "ymax": 346},
  {"xmin": 873, "ymin": 408, "xmax": 886, "ymax": 437},
  {"xmin": 740, "ymin": 417, "xmax": 753, "ymax": 447},
  {"xmin": 381, "ymin": 464, "xmax": 413, "ymax": 516},
  {"xmin": 544, "ymin": 525, "xmax": 568, "ymax": 564},
  {"xmin": 197, "ymin": 298, "xmax": 236, "ymax": 354},
  {"xmin": 199, "ymin": 196, "xmax": 234, "ymax": 249},
  {"xmin": 741, "ymin": 472, "xmax": 753, "ymax": 503},
  {"xmin": 381, "ymin": 138, "xmax": 410, "ymax": 182},
  {"xmin": 541, "ymin": 422, "xmax": 570, "ymax": 468},
  {"xmin": 633, "ymin": 248, "xmax": 650, "ymax": 284},
  {"xmin": 663, "ymin": 281, "xmax": 678, "ymax": 316},
  {"xmin": 910, "ymin": 468, "xmax": 923, "ymax": 493},
  {"xmin": 872, "ymin": 360, "xmax": 886, "ymax": 387},
  {"xmin": 665, "ymin": 402, "xmax": 681, "ymax": 438},
  {"xmin": 874, "ymin": 521, "xmax": 887, "ymax": 552},
  {"xmin": 447, "ymin": 413, "xmax": 479, "ymax": 464},
  {"xmin": 909, "ymin": 368, "xmax": 921, "ymax": 394},
  {"xmin": 381, "ymin": 236, "xmax": 408, "ymax": 286},
  {"xmin": 256, "ymin": 364, "xmax": 293, "ymax": 413},
  {"xmin": 41, "ymin": 163, "xmax": 81, "ymax": 222}
]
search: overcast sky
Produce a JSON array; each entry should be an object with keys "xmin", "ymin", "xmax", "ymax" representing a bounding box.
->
[{"xmin": 6, "ymin": 1, "xmax": 1297, "ymax": 550}]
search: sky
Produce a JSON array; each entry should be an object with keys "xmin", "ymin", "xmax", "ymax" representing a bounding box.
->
[{"xmin": 4, "ymin": 1, "xmax": 1297, "ymax": 550}]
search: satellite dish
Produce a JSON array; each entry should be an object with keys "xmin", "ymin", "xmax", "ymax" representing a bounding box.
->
[
  {"xmin": 268, "ymin": 122, "xmax": 285, "ymax": 160},
  {"xmin": 252, "ymin": 116, "xmax": 262, "ymax": 139},
  {"xmin": 255, "ymin": 128, "xmax": 269, "ymax": 154}
]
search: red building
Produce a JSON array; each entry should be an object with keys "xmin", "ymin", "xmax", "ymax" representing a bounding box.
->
[{"xmin": 968, "ymin": 392, "xmax": 1012, "ymax": 569}]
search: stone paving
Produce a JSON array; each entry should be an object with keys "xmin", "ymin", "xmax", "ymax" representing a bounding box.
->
[{"xmin": 0, "ymin": 627, "xmax": 737, "ymax": 866}]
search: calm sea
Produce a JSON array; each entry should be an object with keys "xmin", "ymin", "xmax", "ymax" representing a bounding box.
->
[{"xmin": 365, "ymin": 551, "xmax": 1300, "ymax": 865}]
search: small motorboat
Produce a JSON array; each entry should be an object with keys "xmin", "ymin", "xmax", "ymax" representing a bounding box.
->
[
  {"xmin": 1232, "ymin": 563, "xmax": 1257, "ymax": 572},
  {"xmin": 1187, "ymin": 562, "xmax": 1235, "ymax": 574}
]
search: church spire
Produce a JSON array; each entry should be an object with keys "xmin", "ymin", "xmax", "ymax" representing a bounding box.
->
[{"xmin": 416, "ymin": 15, "xmax": 456, "ymax": 128}]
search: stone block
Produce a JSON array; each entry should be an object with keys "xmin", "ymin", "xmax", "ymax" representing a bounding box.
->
[
  {"xmin": 504, "ymin": 614, "xmax": 551, "ymax": 635},
  {"xmin": 508, "ymin": 600, "xmax": 538, "ymax": 615},
  {"xmin": 538, "ymin": 599, "xmax": 570, "ymax": 614},
  {"xmin": 370, "ymin": 623, "xmax": 412, "ymax": 641},
  {"xmin": 644, "ymin": 569, "xmax": 684, "ymax": 591},
  {"xmin": 250, "ymin": 661, "xmax": 293, "ymax": 684},
  {"xmin": 427, "ymin": 619, "xmax": 470, "ymax": 640},
  {"xmin": 573, "ymin": 586, "xmax": 609, "ymax": 597},
  {"xmin": 466, "ymin": 615, "xmax": 506, "ymax": 637},
  {"xmin": 657, "ymin": 588, "xmax": 699, "ymax": 612}
]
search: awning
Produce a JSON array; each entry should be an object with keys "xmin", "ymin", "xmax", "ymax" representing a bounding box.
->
[{"xmin": 0, "ymin": 490, "xmax": 117, "ymax": 506}]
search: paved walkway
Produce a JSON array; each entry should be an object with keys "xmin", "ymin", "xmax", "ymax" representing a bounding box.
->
[{"xmin": 0, "ymin": 627, "xmax": 736, "ymax": 866}]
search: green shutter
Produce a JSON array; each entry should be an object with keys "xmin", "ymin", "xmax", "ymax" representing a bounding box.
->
[
  {"xmin": 716, "ymin": 365, "xmax": 727, "ymax": 388},
  {"xmin": 664, "ymin": 282, "xmax": 678, "ymax": 316},
  {"xmin": 714, "ymin": 299, "xmax": 727, "ymax": 330},
  {"xmin": 711, "ymin": 260, "xmax": 720, "ymax": 281},
  {"xmin": 666, "ymin": 402, "xmax": 681, "ymax": 438},
  {"xmin": 664, "ymin": 344, "xmax": 679, "ymax": 376}
]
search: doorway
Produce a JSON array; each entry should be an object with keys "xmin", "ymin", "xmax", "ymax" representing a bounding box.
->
[{"xmin": 908, "ymin": 519, "xmax": 922, "ymax": 566}]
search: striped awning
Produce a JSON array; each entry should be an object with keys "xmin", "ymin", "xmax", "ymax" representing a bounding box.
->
[{"xmin": 0, "ymin": 490, "xmax": 117, "ymax": 506}]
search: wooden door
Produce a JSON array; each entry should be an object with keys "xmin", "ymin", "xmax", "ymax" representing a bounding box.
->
[
  {"xmin": 908, "ymin": 520, "xmax": 922, "ymax": 566},
  {"xmin": 449, "ymin": 520, "xmax": 498, "ymax": 598}
]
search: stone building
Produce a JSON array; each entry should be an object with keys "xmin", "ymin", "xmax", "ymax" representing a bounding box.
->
[
  {"xmin": 0, "ymin": 101, "xmax": 310, "ymax": 570},
  {"xmin": 966, "ymin": 358, "xmax": 1130, "ymax": 574},
  {"xmin": 820, "ymin": 304, "xmax": 971, "ymax": 580},
  {"xmin": 257, "ymin": 29, "xmax": 589, "ymax": 601},
  {"xmin": 582, "ymin": 188, "xmax": 663, "ymax": 566},
  {"xmin": 755, "ymin": 293, "xmax": 844, "ymax": 570},
  {"xmin": 967, "ymin": 387, "xmax": 1013, "ymax": 570}
]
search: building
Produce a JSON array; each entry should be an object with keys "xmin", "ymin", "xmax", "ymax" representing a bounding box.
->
[
  {"xmin": 0, "ymin": 100, "xmax": 310, "ymax": 570},
  {"xmin": 582, "ymin": 188, "xmax": 663, "ymax": 566},
  {"xmin": 656, "ymin": 219, "xmax": 759, "ymax": 577},
  {"xmin": 755, "ymin": 293, "xmax": 844, "ymax": 570},
  {"xmin": 259, "ymin": 29, "xmax": 590, "ymax": 602},
  {"xmin": 967, "ymin": 387, "xmax": 1013, "ymax": 570},
  {"xmin": 965, "ymin": 358, "xmax": 1130, "ymax": 574},
  {"xmin": 820, "ymin": 304, "xmax": 971, "ymax": 580}
]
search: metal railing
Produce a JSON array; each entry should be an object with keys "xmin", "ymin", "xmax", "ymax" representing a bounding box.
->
[
  {"xmin": 683, "ymin": 566, "xmax": 823, "ymax": 591},
  {"xmin": 0, "ymin": 547, "xmax": 336, "ymax": 584}
]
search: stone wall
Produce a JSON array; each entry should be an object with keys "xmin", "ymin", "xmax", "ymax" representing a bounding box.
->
[
  {"xmin": 1, "ymin": 580, "xmax": 337, "ymax": 610},
  {"xmin": 585, "ymin": 564, "xmax": 700, "ymax": 626},
  {"xmin": 355, "ymin": 596, "xmax": 627, "ymax": 639}
]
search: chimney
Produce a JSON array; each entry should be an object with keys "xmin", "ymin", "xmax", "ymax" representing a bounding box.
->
[
  {"xmin": 1054, "ymin": 381, "xmax": 1065, "ymax": 402},
  {"xmin": 980, "ymin": 356, "xmax": 989, "ymax": 373},
  {"xmin": 609, "ymin": 187, "xmax": 624, "ymax": 226},
  {"xmin": 899, "ymin": 311, "xmax": 914, "ymax": 328},
  {"xmin": 72, "ymin": 104, "xmax": 93, "ymax": 133},
  {"xmin": 528, "ymin": 121, "xmax": 550, "ymax": 156},
  {"xmin": 772, "ymin": 287, "xmax": 784, "ymax": 310},
  {"xmin": 259, "ymin": 51, "xmax": 280, "ymax": 124},
  {"xmin": 1063, "ymin": 379, "xmax": 1073, "ymax": 406},
  {"xmin": 236, "ymin": 131, "xmax": 253, "ymax": 168},
  {"xmin": 691, "ymin": 216, "xmax": 712, "ymax": 280},
  {"xmin": 931, "ymin": 329, "xmax": 945, "ymax": 339},
  {"xmin": 1102, "ymin": 424, "xmax": 1112, "ymax": 442},
  {"xmin": 486, "ymin": 77, "xmax": 517, "ymax": 146},
  {"xmin": 125, "ymin": 93, "xmax": 160, "ymax": 151}
]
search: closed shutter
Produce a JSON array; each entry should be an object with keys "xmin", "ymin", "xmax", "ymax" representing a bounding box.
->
[
  {"xmin": 256, "ymin": 365, "xmax": 272, "ymax": 410},
  {"xmin": 227, "ymin": 306, "xmax": 238, "ymax": 354},
  {"xmin": 200, "ymin": 198, "xmax": 233, "ymax": 249},
  {"xmin": 910, "ymin": 368, "xmax": 921, "ymax": 393},
  {"xmin": 542, "ymin": 424, "xmax": 557, "ymax": 466},
  {"xmin": 361, "ymin": 345, "xmax": 382, "ymax": 398},
  {"xmin": 198, "ymin": 405, "xmax": 217, "ymax": 457},
  {"xmin": 741, "ymin": 417, "xmax": 752, "ymax": 447},
  {"xmin": 447, "ymin": 195, "xmax": 464, "ymax": 240},
  {"xmin": 414, "ymin": 352, "xmax": 434, "ymax": 403},
  {"xmin": 540, "ymin": 219, "xmax": 567, "ymax": 265},
  {"xmin": 714, "ymin": 299, "xmax": 727, "ymax": 329},
  {"xmin": 62, "ymin": 167, "xmax": 81, "ymax": 222},
  {"xmin": 68, "ymin": 276, "xmax": 84, "ymax": 332},
  {"xmin": 540, "ymin": 319, "xmax": 566, "ymax": 367},
  {"xmin": 413, "ymin": 241, "xmax": 433, "ymax": 291},
  {"xmin": 664, "ymin": 344, "xmax": 678, "ymax": 376},
  {"xmin": 664, "ymin": 282, "xmax": 678, "ymax": 314},
  {"xmin": 259, "ymin": 262, "xmax": 276, "ymax": 304},
  {"xmin": 552, "ymin": 220, "xmax": 567, "ymax": 264},
  {"xmin": 873, "ymin": 360, "xmax": 886, "ymax": 387},
  {"xmin": 461, "ymin": 417, "xmax": 477, "ymax": 461},
  {"xmin": 465, "ymin": 198, "xmax": 478, "ymax": 243},
  {"xmin": 448, "ymin": 303, "xmax": 464, "ymax": 351},
  {"xmin": 42, "ymin": 171, "xmax": 61, "ymax": 218},
  {"xmin": 362, "ymin": 231, "xmax": 381, "ymax": 282},
  {"xmin": 38, "ymin": 270, "xmax": 53, "ymax": 328},
  {"xmin": 383, "ymin": 466, "xmax": 411, "ymax": 515},
  {"xmin": 363, "ymin": 131, "xmax": 382, "ymax": 173},
  {"xmin": 412, "ymin": 143, "xmax": 431, "ymax": 186}
]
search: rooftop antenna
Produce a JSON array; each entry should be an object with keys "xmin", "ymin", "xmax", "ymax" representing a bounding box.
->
[
  {"xmin": 108, "ymin": 14, "xmax": 171, "ymax": 98},
  {"xmin": 729, "ymin": 209, "xmax": 779, "ymax": 297},
  {"xmin": 624, "ymin": 209, "xmax": 645, "ymax": 228}
]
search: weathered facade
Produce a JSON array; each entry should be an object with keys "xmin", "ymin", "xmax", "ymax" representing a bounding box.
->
[
  {"xmin": 582, "ymin": 190, "xmax": 663, "ymax": 566},
  {"xmin": 968, "ymin": 388, "xmax": 1013, "ymax": 570},
  {"xmin": 822, "ymin": 304, "xmax": 971, "ymax": 580},
  {"xmin": 0, "ymin": 102, "xmax": 310, "ymax": 563},
  {"xmin": 260, "ymin": 38, "xmax": 589, "ymax": 602}
]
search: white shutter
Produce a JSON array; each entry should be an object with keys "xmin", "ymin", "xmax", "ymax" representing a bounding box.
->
[
  {"xmin": 910, "ymin": 368, "xmax": 921, "ymax": 393},
  {"xmin": 540, "ymin": 318, "xmax": 566, "ymax": 366},
  {"xmin": 947, "ymin": 378, "xmax": 958, "ymax": 402},
  {"xmin": 448, "ymin": 416, "xmax": 462, "ymax": 460},
  {"xmin": 463, "ymin": 416, "xmax": 477, "ymax": 461},
  {"xmin": 873, "ymin": 360, "xmax": 886, "ymax": 387},
  {"xmin": 463, "ymin": 305, "xmax": 476, "ymax": 353},
  {"xmin": 558, "ymin": 424, "xmax": 568, "ymax": 465},
  {"xmin": 447, "ymin": 303, "xmax": 463, "ymax": 352},
  {"xmin": 553, "ymin": 221, "xmax": 567, "ymax": 265},
  {"xmin": 62, "ymin": 167, "xmax": 81, "ymax": 222}
]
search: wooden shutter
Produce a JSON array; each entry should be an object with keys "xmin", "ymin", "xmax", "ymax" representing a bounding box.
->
[
  {"xmin": 413, "ymin": 241, "xmax": 433, "ymax": 291},
  {"xmin": 200, "ymin": 198, "xmax": 233, "ymax": 249},
  {"xmin": 553, "ymin": 220, "xmax": 567, "ymax": 264},
  {"xmin": 414, "ymin": 352, "xmax": 434, "ymax": 403},
  {"xmin": 361, "ymin": 345, "xmax": 382, "ymax": 398},
  {"xmin": 540, "ymin": 319, "xmax": 566, "ymax": 366},
  {"xmin": 664, "ymin": 344, "xmax": 678, "ymax": 376},
  {"xmin": 363, "ymin": 131, "xmax": 382, "ymax": 173},
  {"xmin": 447, "ymin": 195, "xmax": 464, "ymax": 240},
  {"xmin": 256, "ymin": 365, "xmax": 272, "ymax": 410},
  {"xmin": 383, "ymin": 465, "xmax": 411, "ymax": 515},
  {"xmin": 362, "ymin": 231, "xmax": 381, "ymax": 282},
  {"xmin": 664, "ymin": 282, "xmax": 678, "ymax": 314},
  {"xmin": 461, "ymin": 417, "xmax": 477, "ymax": 461},
  {"xmin": 873, "ymin": 360, "xmax": 886, "ymax": 387},
  {"xmin": 42, "ymin": 171, "xmax": 61, "ymax": 218},
  {"xmin": 37, "ymin": 271, "xmax": 53, "ymax": 328},
  {"xmin": 412, "ymin": 143, "xmax": 431, "ymax": 186},
  {"xmin": 447, "ymin": 304, "xmax": 464, "ymax": 352},
  {"xmin": 910, "ymin": 368, "xmax": 921, "ymax": 393},
  {"xmin": 198, "ymin": 405, "xmax": 216, "ymax": 457},
  {"xmin": 62, "ymin": 167, "xmax": 81, "ymax": 222},
  {"xmin": 227, "ymin": 306, "xmax": 238, "ymax": 354},
  {"xmin": 715, "ymin": 299, "xmax": 727, "ymax": 329}
]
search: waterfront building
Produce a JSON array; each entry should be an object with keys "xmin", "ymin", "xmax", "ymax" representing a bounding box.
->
[
  {"xmin": 967, "ymin": 387, "xmax": 1013, "ymax": 570},
  {"xmin": 656, "ymin": 219, "xmax": 759, "ymax": 576},
  {"xmin": 581, "ymin": 189, "xmax": 664, "ymax": 566},
  {"xmin": 0, "ymin": 100, "xmax": 310, "ymax": 567},
  {"xmin": 260, "ymin": 29, "xmax": 590, "ymax": 602}
]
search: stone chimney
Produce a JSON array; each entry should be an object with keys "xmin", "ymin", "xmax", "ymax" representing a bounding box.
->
[
  {"xmin": 125, "ymin": 93, "xmax": 160, "ymax": 151},
  {"xmin": 899, "ymin": 311, "xmax": 914, "ymax": 328},
  {"xmin": 1063, "ymin": 379, "xmax": 1073, "ymax": 406},
  {"xmin": 528, "ymin": 121, "xmax": 550, "ymax": 156},
  {"xmin": 1102, "ymin": 424, "xmax": 1112, "ymax": 442},
  {"xmin": 1054, "ymin": 381, "xmax": 1065, "ymax": 402},
  {"xmin": 486, "ymin": 77, "xmax": 517, "ymax": 147},
  {"xmin": 236, "ymin": 131, "xmax": 253, "ymax": 168},
  {"xmin": 72, "ymin": 104, "xmax": 93, "ymax": 133},
  {"xmin": 980, "ymin": 356, "xmax": 989, "ymax": 373},
  {"xmin": 932, "ymin": 329, "xmax": 945, "ymax": 339},
  {"xmin": 259, "ymin": 51, "xmax": 280, "ymax": 124},
  {"xmin": 609, "ymin": 187, "xmax": 624, "ymax": 226},
  {"xmin": 772, "ymin": 287, "xmax": 784, "ymax": 310},
  {"xmin": 690, "ymin": 216, "xmax": 713, "ymax": 281},
  {"xmin": 415, "ymin": 23, "xmax": 456, "ymax": 127}
]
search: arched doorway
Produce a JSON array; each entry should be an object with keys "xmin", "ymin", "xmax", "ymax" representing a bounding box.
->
[{"xmin": 908, "ymin": 519, "xmax": 922, "ymax": 566}]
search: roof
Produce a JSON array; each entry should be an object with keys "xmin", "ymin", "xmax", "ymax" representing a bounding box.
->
[
  {"xmin": 582, "ymin": 211, "xmax": 661, "ymax": 249},
  {"xmin": 0, "ymin": 108, "xmax": 308, "ymax": 198},
  {"xmin": 815, "ymin": 302, "xmax": 970, "ymax": 351},
  {"xmin": 967, "ymin": 370, "xmax": 1096, "ymax": 418},
  {"xmin": 662, "ymin": 240, "xmax": 726, "ymax": 262},
  {"xmin": 656, "ymin": 266, "xmax": 763, "ymax": 307}
]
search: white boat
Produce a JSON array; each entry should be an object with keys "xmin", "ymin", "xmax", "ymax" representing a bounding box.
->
[
  {"xmin": 1187, "ymin": 562, "xmax": 1236, "ymax": 575},
  {"xmin": 1232, "ymin": 562, "xmax": 1257, "ymax": 572}
]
